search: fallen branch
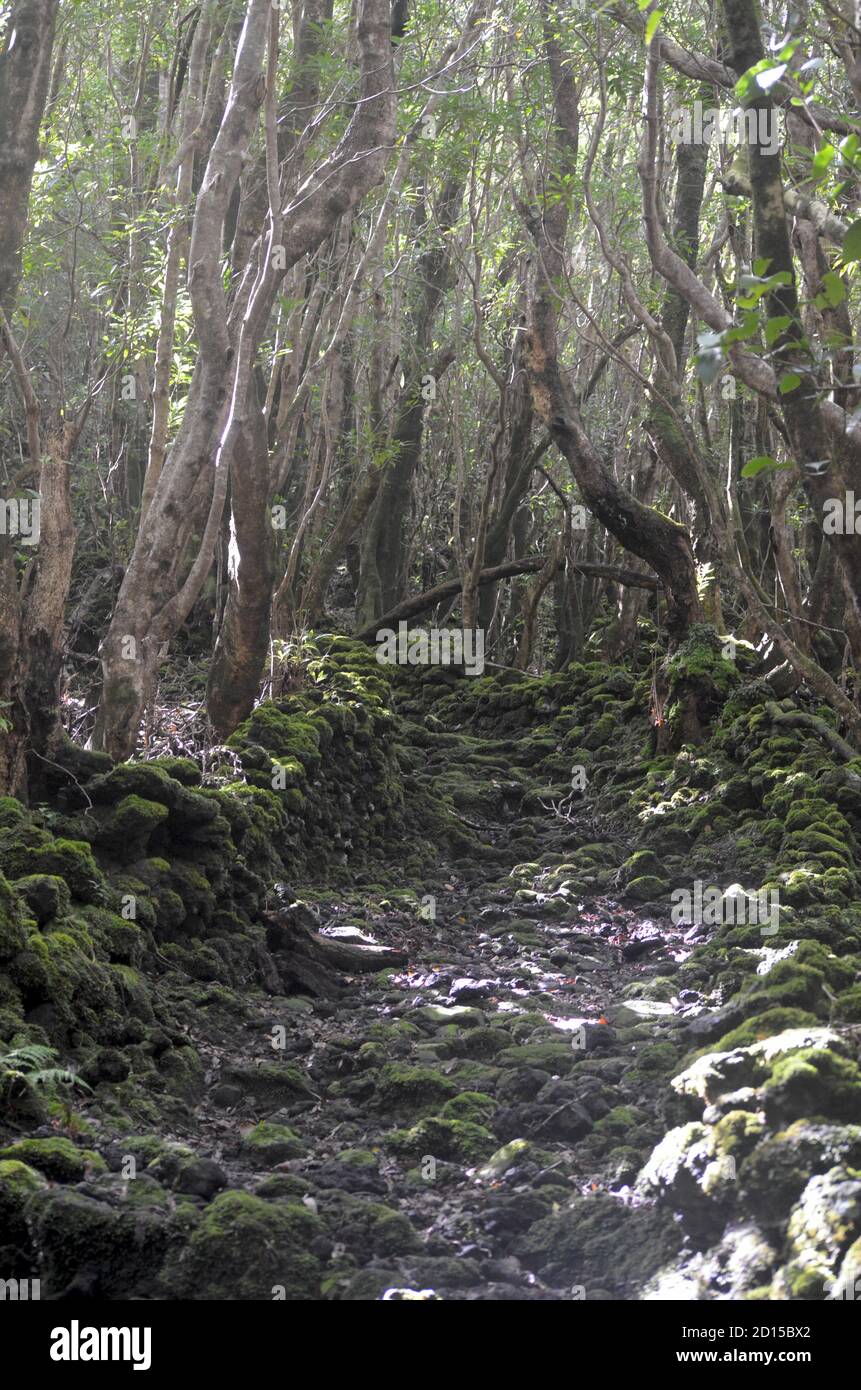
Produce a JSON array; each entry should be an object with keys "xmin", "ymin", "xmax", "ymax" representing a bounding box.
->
[
  {"xmin": 264, "ymin": 905, "xmax": 407, "ymax": 998},
  {"xmin": 764, "ymin": 701, "xmax": 858, "ymax": 762},
  {"xmin": 355, "ymin": 558, "xmax": 659, "ymax": 641}
]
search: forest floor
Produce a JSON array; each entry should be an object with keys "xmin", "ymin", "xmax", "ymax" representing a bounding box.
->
[
  {"xmin": 165, "ymin": 776, "xmax": 691, "ymax": 1301},
  {"xmin": 5, "ymin": 642, "xmax": 861, "ymax": 1301}
]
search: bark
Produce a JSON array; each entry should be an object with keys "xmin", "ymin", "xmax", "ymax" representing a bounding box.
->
[
  {"xmin": 0, "ymin": 0, "xmax": 59, "ymax": 318},
  {"xmin": 264, "ymin": 905, "xmax": 407, "ymax": 998},
  {"xmin": 0, "ymin": 310, "xmax": 88, "ymax": 796},
  {"xmin": 720, "ymin": 0, "xmax": 861, "ymax": 634},
  {"xmin": 515, "ymin": 540, "xmax": 563, "ymax": 669},
  {"xmin": 357, "ymin": 180, "xmax": 463, "ymax": 626},
  {"xmin": 355, "ymin": 557, "xmax": 658, "ymax": 641},
  {"xmin": 299, "ymin": 463, "xmax": 383, "ymax": 626},
  {"xmin": 93, "ymin": 0, "xmax": 397, "ymax": 759},
  {"xmin": 206, "ymin": 385, "xmax": 275, "ymax": 737},
  {"xmin": 140, "ymin": 6, "xmax": 210, "ymax": 522}
]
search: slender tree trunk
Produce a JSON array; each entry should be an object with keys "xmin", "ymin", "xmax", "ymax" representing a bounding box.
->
[
  {"xmin": 92, "ymin": 0, "xmax": 396, "ymax": 758},
  {"xmin": 0, "ymin": 0, "xmax": 59, "ymax": 319}
]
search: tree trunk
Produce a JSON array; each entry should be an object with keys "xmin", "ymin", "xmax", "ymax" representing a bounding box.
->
[
  {"xmin": 0, "ymin": 0, "xmax": 59, "ymax": 318},
  {"xmin": 92, "ymin": 0, "xmax": 397, "ymax": 759}
]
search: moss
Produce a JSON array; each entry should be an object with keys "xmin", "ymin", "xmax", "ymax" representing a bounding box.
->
[
  {"xmin": 634, "ymin": 1041, "xmax": 680, "ymax": 1074},
  {"xmin": 82, "ymin": 907, "xmax": 144, "ymax": 967},
  {"xmin": 764, "ymin": 1047, "xmax": 861, "ymax": 1125},
  {"xmin": 157, "ymin": 1044, "xmax": 205, "ymax": 1101},
  {"xmin": 336, "ymin": 1148, "xmax": 379, "ymax": 1169},
  {"xmin": 0, "ymin": 1159, "xmax": 48, "ymax": 1255},
  {"xmin": 740, "ymin": 960, "xmax": 829, "ymax": 1017},
  {"xmin": 0, "ymin": 873, "xmax": 28, "ymax": 962},
  {"xmin": 95, "ymin": 795, "xmax": 169, "ymax": 853},
  {"xmin": 26, "ymin": 1184, "xmax": 177, "ymax": 1297},
  {"xmin": 593, "ymin": 1105, "xmax": 648, "ymax": 1142},
  {"xmin": 496, "ymin": 1041, "xmax": 576, "ymax": 1074},
  {"xmin": 240, "ymin": 1121, "xmax": 306, "ymax": 1165},
  {"xmin": 1, "ymin": 834, "xmax": 102, "ymax": 902},
  {"xmin": 12, "ymin": 874, "xmax": 71, "ymax": 926},
  {"xmin": 89, "ymin": 762, "xmax": 180, "ymax": 807},
  {"xmin": 622, "ymin": 849, "xmax": 664, "ymax": 880},
  {"xmin": 477, "ymin": 1139, "xmax": 533, "ymax": 1179},
  {"xmin": 625, "ymin": 875, "xmax": 670, "ymax": 902},
  {"xmin": 713, "ymin": 1007, "xmax": 819, "ymax": 1051},
  {"xmin": 739, "ymin": 1121, "xmax": 861, "ymax": 1226},
  {"xmin": 230, "ymin": 705, "xmax": 323, "ymax": 773},
  {"xmin": 148, "ymin": 757, "xmax": 202, "ymax": 786},
  {"xmin": 0, "ymin": 1136, "xmax": 88, "ymax": 1182},
  {"xmin": 439, "ymin": 1091, "xmax": 496, "ymax": 1124},
  {"xmin": 0, "ymin": 796, "xmax": 27, "ymax": 828},
  {"xmin": 831, "ymin": 986, "xmax": 861, "ymax": 1024},
  {"xmin": 387, "ymin": 1115, "xmax": 496, "ymax": 1163},
  {"xmin": 374, "ymin": 1063, "xmax": 457, "ymax": 1116},
  {"xmin": 160, "ymin": 1191, "xmax": 321, "ymax": 1300},
  {"xmin": 220, "ymin": 1061, "xmax": 313, "ymax": 1105}
]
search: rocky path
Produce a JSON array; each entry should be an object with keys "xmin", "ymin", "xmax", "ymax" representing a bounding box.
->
[{"xmin": 152, "ymin": 769, "xmax": 699, "ymax": 1300}]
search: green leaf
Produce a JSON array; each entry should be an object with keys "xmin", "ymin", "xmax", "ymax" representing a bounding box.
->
[
  {"xmin": 779, "ymin": 373, "xmax": 801, "ymax": 394},
  {"xmin": 820, "ymin": 271, "xmax": 846, "ymax": 307},
  {"xmin": 740, "ymin": 455, "xmax": 791, "ymax": 478},
  {"xmin": 844, "ymin": 219, "xmax": 861, "ymax": 261},
  {"xmin": 644, "ymin": 9, "xmax": 663, "ymax": 45},
  {"xmin": 811, "ymin": 144, "xmax": 835, "ymax": 180},
  {"xmin": 764, "ymin": 315, "xmax": 791, "ymax": 346}
]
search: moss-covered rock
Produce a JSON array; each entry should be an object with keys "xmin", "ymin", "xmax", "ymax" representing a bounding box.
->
[
  {"xmin": 240, "ymin": 1122, "xmax": 306, "ymax": 1166},
  {"xmin": 159, "ymin": 1191, "xmax": 322, "ymax": 1300},
  {"xmin": 12, "ymin": 874, "xmax": 71, "ymax": 926},
  {"xmin": 0, "ymin": 1137, "xmax": 91, "ymax": 1183},
  {"xmin": 0, "ymin": 1159, "xmax": 48, "ymax": 1259}
]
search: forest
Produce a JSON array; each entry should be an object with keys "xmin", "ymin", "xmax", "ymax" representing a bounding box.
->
[{"xmin": 2, "ymin": 0, "xmax": 861, "ymax": 1329}]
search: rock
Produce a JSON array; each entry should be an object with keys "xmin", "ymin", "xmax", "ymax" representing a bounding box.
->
[
  {"xmin": 783, "ymin": 1166, "xmax": 861, "ymax": 1286},
  {"xmin": 26, "ymin": 1184, "xmax": 175, "ymax": 1298},
  {"xmin": 478, "ymin": 1139, "xmax": 531, "ymax": 1179},
  {"xmin": 0, "ymin": 1137, "xmax": 89, "ymax": 1183},
  {"xmin": 644, "ymin": 1223, "xmax": 778, "ymax": 1301},
  {"xmin": 240, "ymin": 1122, "xmax": 306, "ymax": 1166},
  {"xmin": 209, "ymin": 1083, "xmax": 243, "ymax": 1110},
  {"xmin": 738, "ymin": 1122, "xmax": 861, "ymax": 1226},
  {"xmin": 159, "ymin": 1191, "xmax": 322, "ymax": 1300},
  {"xmin": 220, "ymin": 1062, "xmax": 315, "ymax": 1108},
  {"xmin": 174, "ymin": 1157, "xmax": 228, "ymax": 1200},
  {"xmin": 516, "ymin": 1192, "xmax": 682, "ymax": 1294},
  {"xmin": 670, "ymin": 1027, "xmax": 849, "ymax": 1106},
  {"xmin": 607, "ymin": 999, "xmax": 675, "ymax": 1027},
  {"xmin": 415, "ymin": 1004, "xmax": 485, "ymax": 1028},
  {"xmin": 12, "ymin": 873, "xmax": 70, "ymax": 925},
  {"xmin": 448, "ymin": 978, "xmax": 495, "ymax": 1004},
  {"xmin": 0, "ymin": 1159, "xmax": 48, "ymax": 1257}
]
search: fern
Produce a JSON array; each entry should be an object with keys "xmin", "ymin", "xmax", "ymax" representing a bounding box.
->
[{"xmin": 0, "ymin": 1043, "xmax": 92, "ymax": 1098}]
